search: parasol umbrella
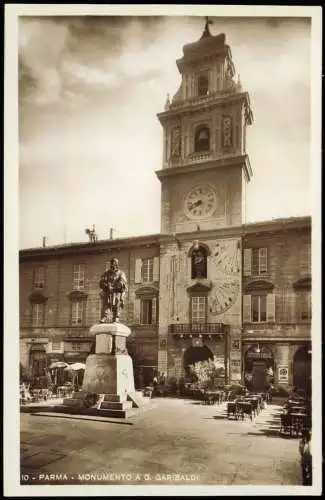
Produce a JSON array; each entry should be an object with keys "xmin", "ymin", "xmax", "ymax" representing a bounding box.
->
[
  {"xmin": 49, "ymin": 361, "xmax": 69, "ymax": 386},
  {"xmin": 49, "ymin": 361, "xmax": 69, "ymax": 369},
  {"xmin": 64, "ymin": 362, "xmax": 86, "ymax": 371}
]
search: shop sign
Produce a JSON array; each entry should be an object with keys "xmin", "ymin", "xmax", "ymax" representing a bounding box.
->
[
  {"xmin": 231, "ymin": 339, "xmax": 241, "ymax": 350},
  {"xmin": 246, "ymin": 351, "xmax": 272, "ymax": 360},
  {"xmin": 278, "ymin": 365, "xmax": 289, "ymax": 382}
]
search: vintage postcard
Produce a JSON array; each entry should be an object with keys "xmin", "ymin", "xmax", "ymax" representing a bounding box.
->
[{"xmin": 4, "ymin": 3, "xmax": 322, "ymax": 497}]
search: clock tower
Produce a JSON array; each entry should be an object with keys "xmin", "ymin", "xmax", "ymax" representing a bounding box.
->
[
  {"xmin": 156, "ymin": 20, "xmax": 253, "ymax": 234},
  {"xmin": 156, "ymin": 20, "xmax": 254, "ymax": 383}
]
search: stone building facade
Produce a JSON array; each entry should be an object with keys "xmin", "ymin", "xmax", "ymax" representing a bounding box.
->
[{"xmin": 19, "ymin": 23, "xmax": 311, "ymax": 393}]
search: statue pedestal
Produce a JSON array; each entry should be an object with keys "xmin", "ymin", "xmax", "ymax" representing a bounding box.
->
[
  {"xmin": 82, "ymin": 322, "xmax": 135, "ymax": 395},
  {"xmin": 63, "ymin": 322, "xmax": 148, "ymax": 417}
]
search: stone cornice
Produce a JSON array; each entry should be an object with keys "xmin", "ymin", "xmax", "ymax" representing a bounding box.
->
[
  {"xmin": 28, "ymin": 290, "xmax": 49, "ymax": 304},
  {"xmin": 67, "ymin": 290, "xmax": 88, "ymax": 300},
  {"xmin": 157, "ymin": 91, "xmax": 250, "ymax": 123},
  {"xmin": 187, "ymin": 280, "xmax": 212, "ymax": 293},
  {"xmin": 244, "ymin": 280, "xmax": 275, "ymax": 293},
  {"xmin": 293, "ymin": 277, "xmax": 312, "ymax": 290},
  {"xmin": 155, "ymin": 154, "xmax": 251, "ymax": 182},
  {"xmin": 20, "ymin": 234, "xmax": 161, "ymax": 261},
  {"xmin": 19, "ymin": 216, "xmax": 311, "ymax": 262},
  {"xmin": 135, "ymin": 285, "xmax": 159, "ymax": 298}
]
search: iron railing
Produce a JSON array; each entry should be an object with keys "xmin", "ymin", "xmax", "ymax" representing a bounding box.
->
[{"xmin": 168, "ymin": 323, "xmax": 225, "ymax": 335}]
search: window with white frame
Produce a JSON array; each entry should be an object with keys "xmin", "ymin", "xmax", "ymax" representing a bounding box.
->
[
  {"xmin": 34, "ymin": 266, "xmax": 45, "ymax": 288},
  {"xmin": 31, "ymin": 303, "xmax": 45, "ymax": 326},
  {"xmin": 142, "ymin": 258, "xmax": 154, "ymax": 283},
  {"xmin": 243, "ymin": 293, "xmax": 275, "ymax": 323},
  {"xmin": 72, "ymin": 342, "xmax": 82, "ymax": 351},
  {"xmin": 191, "ymin": 296, "xmax": 206, "ymax": 324},
  {"xmin": 73, "ymin": 264, "xmax": 85, "ymax": 290},
  {"xmin": 71, "ymin": 300, "xmax": 84, "ymax": 325},
  {"xmin": 244, "ymin": 248, "xmax": 268, "ymax": 276},
  {"xmin": 299, "ymin": 291, "xmax": 311, "ymax": 321},
  {"xmin": 140, "ymin": 298, "xmax": 157, "ymax": 325},
  {"xmin": 51, "ymin": 341, "xmax": 61, "ymax": 351}
]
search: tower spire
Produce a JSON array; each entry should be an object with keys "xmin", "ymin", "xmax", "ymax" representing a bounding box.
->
[{"xmin": 201, "ymin": 16, "xmax": 213, "ymax": 39}]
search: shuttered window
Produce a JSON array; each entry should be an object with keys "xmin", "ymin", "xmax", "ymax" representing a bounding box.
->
[
  {"xmin": 32, "ymin": 303, "xmax": 45, "ymax": 326},
  {"xmin": 140, "ymin": 298, "xmax": 157, "ymax": 325},
  {"xmin": 142, "ymin": 258, "xmax": 154, "ymax": 283},
  {"xmin": 71, "ymin": 300, "xmax": 84, "ymax": 325},
  {"xmin": 135, "ymin": 259, "xmax": 142, "ymax": 283},
  {"xmin": 243, "ymin": 293, "xmax": 275, "ymax": 323},
  {"xmin": 135, "ymin": 257, "xmax": 159, "ymax": 283},
  {"xmin": 243, "ymin": 294, "xmax": 251, "ymax": 322},
  {"xmin": 299, "ymin": 291, "xmax": 312, "ymax": 321},
  {"xmin": 245, "ymin": 248, "xmax": 268, "ymax": 276},
  {"xmin": 259, "ymin": 248, "xmax": 268, "ymax": 274},
  {"xmin": 300, "ymin": 243, "xmax": 311, "ymax": 274},
  {"xmin": 34, "ymin": 266, "xmax": 45, "ymax": 288},
  {"xmin": 244, "ymin": 249, "xmax": 252, "ymax": 276}
]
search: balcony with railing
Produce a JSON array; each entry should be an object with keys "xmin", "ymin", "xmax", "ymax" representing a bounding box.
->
[
  {"xmin": 169, "ymin": 323, "xmax": 226, "ymax": 338},
  {"xmin": 167, "ymin": 85, "xmax": 243, "ymax": 112}
]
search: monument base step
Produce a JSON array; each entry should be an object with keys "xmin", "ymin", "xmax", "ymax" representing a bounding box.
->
[
  {"xmin": 127, "ymin": 391, "xmax": 151, "ymax": 408},
  {"xmin": 62, "ymin": 391, "xmax": 152, "ymax": 418},
  {"xmin": 100, "ymin": 401, "xmax": 133, "ymax": 411},
  {"xmin": 102, "ymin": 394, "xmax": 127, "ymax": 403}
]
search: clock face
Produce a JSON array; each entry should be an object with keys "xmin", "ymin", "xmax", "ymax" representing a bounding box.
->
[
  {"xmin": 211, "ymin": 239, "xmax": 241, "ymax": 315},
  {"xmin": 212, "ymin": 279, "xmax": 240, "ymax": 315},
  {"xmin": 184, "ymin": 185, "xmax": 216, "ymax": 219}
]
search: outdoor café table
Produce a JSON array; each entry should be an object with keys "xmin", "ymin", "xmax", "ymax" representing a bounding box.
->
[
  {"xmin": 57, "ymin": 386, "xmax": 71, "ymax": 398},
  {"xmin": 31, "ymin": 389, "xmax": 41, "ymax": 401},
  {"xmin": 289, "ymin": 405, "xmax": 306, "ymax": 412},
  {"xmin": 291, "ymin": 412, "xmax": 308, "ymax": 437}
]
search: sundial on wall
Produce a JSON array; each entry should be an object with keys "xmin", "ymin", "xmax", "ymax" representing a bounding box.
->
[{"xmin": 211, "ymin": 239, "xmax": 241, "ymax": 315}]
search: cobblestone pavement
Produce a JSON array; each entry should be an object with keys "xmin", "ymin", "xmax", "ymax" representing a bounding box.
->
[{"xmin": 20, "ymin": 398, "xmax": 302, "ymax": 486}]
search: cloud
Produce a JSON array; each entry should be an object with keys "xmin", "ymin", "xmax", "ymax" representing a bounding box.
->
[
  {"xmin": 19, "ymin": 18, "xmax": 70, "ymax": 106},
  {"xmin": 18, "ymin": 16, "xmax": 312, "ymax": 249}
]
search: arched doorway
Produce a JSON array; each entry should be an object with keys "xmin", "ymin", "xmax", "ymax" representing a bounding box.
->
[
  {"xmin": 183, "ymin": 345, "xmax": 213, "ymax": 378},
  {"xmin": 293, "ymin": 346, "xmax": 311, "ymax": 396},
  {"xmin": 244, "ymin": 344, "xmax": 274, "ymax": 392}
]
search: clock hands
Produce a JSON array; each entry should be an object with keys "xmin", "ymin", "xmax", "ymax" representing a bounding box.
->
[{"xmin": 188, "ymin": 199, "xmax": 202, "ymax": 211}]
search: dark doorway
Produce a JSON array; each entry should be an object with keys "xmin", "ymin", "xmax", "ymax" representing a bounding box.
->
[
  {"xmin": 293, "ymin": 346, "xmax": 311, "ymax": 396},
  {"xmin": 244, "ymin": 345, "xmax": 274, "ymax": 392},
  {"xmin": 183, "ymin": 345, "xmax": 213, "ymax": 377}
]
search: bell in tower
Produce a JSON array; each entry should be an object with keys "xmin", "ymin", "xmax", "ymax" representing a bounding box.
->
[{"xmin": 156, "ymin": 18, "xmax": 254, "ymax": 234}]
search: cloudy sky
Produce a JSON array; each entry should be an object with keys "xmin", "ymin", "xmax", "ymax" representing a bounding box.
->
[{"xmin": 19, "ymin": 14, "xmax": 311, "ymax": 249}]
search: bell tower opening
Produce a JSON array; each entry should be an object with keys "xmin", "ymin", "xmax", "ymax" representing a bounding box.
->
[{"xmin": 156, "ymin": 18, "xmax": 254, "ymax": 235}]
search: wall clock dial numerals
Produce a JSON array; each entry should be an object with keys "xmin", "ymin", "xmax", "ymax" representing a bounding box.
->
[
  {"xmin": 184, "ymin": 184, "xmax": 217, "ymax": 220},
  {"xmin": 212, "ymin": 279, "xmax": 240, "ymax": 315},
  {"xmin": 211, "ymin": 239, "xmax": 241, "ymax": 315}
]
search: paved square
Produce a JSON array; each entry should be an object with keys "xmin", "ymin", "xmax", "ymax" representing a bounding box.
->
[{"xmin": 20, "ymin": 398, "xmax": 302, "ymax": 486}]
